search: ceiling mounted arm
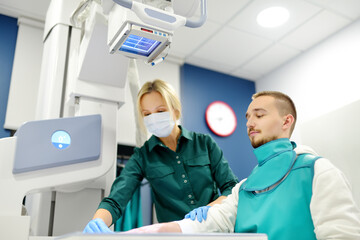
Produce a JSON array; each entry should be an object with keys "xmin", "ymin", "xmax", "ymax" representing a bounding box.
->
[
  {"xmin": 113, "ymin": 0, "xmax": 207, "ymax": 30},
  {"xmin": 185, "ymin": 0, "xmax": 207, "ymax": 28},
  {"xmin": 113, "ymin": 0, "xmax": 132, "ymax": 9}
]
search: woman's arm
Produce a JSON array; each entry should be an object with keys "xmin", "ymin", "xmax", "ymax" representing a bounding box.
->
[
  {"xmin": 83, "ymin": 209, "xmax": 114, "ymax": 233},
  {"xmin": 92, "ymin": 208, "xmax": 113, "ymax": 227},
  {"xmin": 98, "ymin": 148, "xmax": 144, "ymax": 225},
  {"xmin": 181, "ymin": 182, "xmax": 244, "ymax": 233},
  {"xmin": 207, "ymin": 135, "xmax": 238, "ymax": 195}
]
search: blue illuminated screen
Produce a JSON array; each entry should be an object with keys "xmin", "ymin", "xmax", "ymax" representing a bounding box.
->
[
  {"xmin": 119, "ymin": 34, "xmax": 161, "ymax": 57},
  {"xmin": 51, "ymin": 130, "xmax": 71, "ymax": 149}
]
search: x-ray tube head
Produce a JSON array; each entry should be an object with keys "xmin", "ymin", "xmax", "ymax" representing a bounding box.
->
[
  {"xmin": 110, "ymin": 22, "xmax": 172, "ymax": 63},
  {"xmin": 120, "ymin": 33, "xmax": 161, "ymax": 57},
  {"xmin": 108, "ymin": 0, "xmax": 207, "ymax": 64}
]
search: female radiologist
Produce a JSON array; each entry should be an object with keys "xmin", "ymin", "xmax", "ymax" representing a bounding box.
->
[{"xmin": 83, "ymin": 79, "xmax": 238, "ymax": 233}]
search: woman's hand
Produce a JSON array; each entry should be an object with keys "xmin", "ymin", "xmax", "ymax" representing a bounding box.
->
[
  {"xmin": 184, "ymin": 206, "xmax": 211, "ymax": 222},
  {"xmin": 83, "ymin": 218, "xmax": 114, "ymax": 234}
]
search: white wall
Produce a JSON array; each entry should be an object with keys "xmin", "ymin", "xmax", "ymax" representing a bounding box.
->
[
  {"xmin": 300, "ymin": 100, "xmax": 360, "ymax": 209},
  {"xmin": 256, "ymin": 18, "xmax": 360, "ymax": 206},
  {"xmin": 256, "ymin": 18, "xmax": 360, "ymax": 143}
]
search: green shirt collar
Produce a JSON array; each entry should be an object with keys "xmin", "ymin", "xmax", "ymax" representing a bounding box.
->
[{"xmin": 147, "ymin": 125, "xmax": 193, "ymax": 152}]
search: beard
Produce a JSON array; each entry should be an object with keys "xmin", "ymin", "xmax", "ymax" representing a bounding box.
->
[{"xmin": 250, "ymin": 135, "xmax": 278, "ymax": 148}]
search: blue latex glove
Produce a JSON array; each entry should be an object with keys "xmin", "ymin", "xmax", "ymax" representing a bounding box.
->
[
  {"xmin": 83, "ymin": 218, "xmax": 114, "ymax": 234},
  {"xmin": 184, "ymin": 206, "xmax": 211, "ymax": 223}
]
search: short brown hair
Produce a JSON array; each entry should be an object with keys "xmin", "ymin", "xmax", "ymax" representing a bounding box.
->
[{"xmin": 252, "ymin": 91, "xmax": 297, "ymax": 134}]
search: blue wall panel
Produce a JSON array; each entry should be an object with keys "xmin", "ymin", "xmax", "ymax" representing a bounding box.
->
[
  {"xmin": 180, "ymin": 64, "xmax": 257, "ymax": 180},
  {"xmin": 181, "ymin": 64, "xmax": 257, "ymax": 180},
  {"xmin": 0, "ymin": 14, "xmax": 18, "ymax": 138}
]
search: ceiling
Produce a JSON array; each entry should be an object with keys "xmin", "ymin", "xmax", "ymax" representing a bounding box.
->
[{"xmin": 1, "ymin": 0, "xmax": 360, "ymax": 81}]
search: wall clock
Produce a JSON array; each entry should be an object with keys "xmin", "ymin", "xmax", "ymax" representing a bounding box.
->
[{"xmin": 205, "ymin": 101, "xmax": 237, "ymax": 137}]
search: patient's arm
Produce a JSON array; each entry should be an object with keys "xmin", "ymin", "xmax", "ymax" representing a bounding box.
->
[{"xmin": 126, "ymin": 222, "xmax": 182, "ymax": 233}]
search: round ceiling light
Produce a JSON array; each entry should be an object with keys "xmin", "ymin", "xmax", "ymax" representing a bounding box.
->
[{"xmin": 256, "ymin": 6, "xmax": 290, "ymax": 28}]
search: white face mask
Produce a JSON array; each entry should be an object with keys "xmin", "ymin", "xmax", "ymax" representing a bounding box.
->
[{"xmin": 144, "ymin": 111, "xmax": 175, "ymax": 138}]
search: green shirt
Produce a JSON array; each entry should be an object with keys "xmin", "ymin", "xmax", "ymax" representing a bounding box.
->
[{"xmin": 99, "ymin": 126, "xmax": 238, "ymax": 224}]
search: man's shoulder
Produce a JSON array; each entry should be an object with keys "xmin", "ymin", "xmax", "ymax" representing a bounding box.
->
[
  {"xmin": 296, "ymin": 153, "xmax": 321, "ymax": 165},
  {"xmin": 294, "ymin": 144, "xmax": 319, "ymax": 155},
  {"xmin": 313, "ymin": 158, "xmax": 339, "ymax": 174}
]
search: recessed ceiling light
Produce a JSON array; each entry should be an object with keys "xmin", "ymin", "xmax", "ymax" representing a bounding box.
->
[{"xmin": 256, "ymin": 6, "xmax": 290, "ymax": 28}]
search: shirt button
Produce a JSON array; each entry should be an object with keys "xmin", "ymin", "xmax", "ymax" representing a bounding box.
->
[
  {"xmin": 176, "ymin": 156, "xmax": 179, "ymax": 159},
  {"xmin": 177, "ymin": 161, "xmax": 181, "ymax": 164},
  {"xmin": 184, "ymin": 180, "xmax": 188, "ymax": 183},
  {"xmin": 188, "ymin": 194, "xmax": 192, "ymax": 198},
  {"xmin": 182, "ymin": 174, "xmax": 185, "ymax": 178},
  {"xmin": 190, "ymin": 200, "xmax": 194, "ymax": 204}
]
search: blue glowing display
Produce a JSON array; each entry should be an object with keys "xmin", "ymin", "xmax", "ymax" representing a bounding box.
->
[
  {"xmin": 119, "ymin": 34, "xmax": 161, "ymax": 57},
  {"xmin": 51, "ymin": 130, "xmax": 71, "ymax": 149}
]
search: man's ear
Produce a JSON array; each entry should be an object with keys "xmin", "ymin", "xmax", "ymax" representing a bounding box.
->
[{"xmin": 282, "ymin": 114, "xmax": 294, "ymax": 131}]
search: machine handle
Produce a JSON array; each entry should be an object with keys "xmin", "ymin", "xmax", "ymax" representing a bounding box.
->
[{"xmin": 113, "ymin": 0, "xmax": 207, "ymax": 30}]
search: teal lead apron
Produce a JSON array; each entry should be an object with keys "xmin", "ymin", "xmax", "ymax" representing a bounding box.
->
[{"xmin": 234, "ymin": 138, "xmax": 320, "ymax": 240}]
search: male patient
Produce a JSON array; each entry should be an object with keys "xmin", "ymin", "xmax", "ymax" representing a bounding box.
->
[{"xmin": 127, "ymin": 91, "xmax": 360, "ymax": 240}]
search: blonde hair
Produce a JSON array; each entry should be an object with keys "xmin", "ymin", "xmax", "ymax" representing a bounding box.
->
[
  {"xmin": 137, "ymin": 79, "xmax": 182, "ymax": 134},
  {"xmin": 252, "ymin": 91, "xmax": 297, "ymax": 135}
]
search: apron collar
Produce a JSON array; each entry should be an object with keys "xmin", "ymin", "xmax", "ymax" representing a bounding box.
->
[{"xmin": 241, "ymin": 138, "xmax": 296, "ymax": 192}]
